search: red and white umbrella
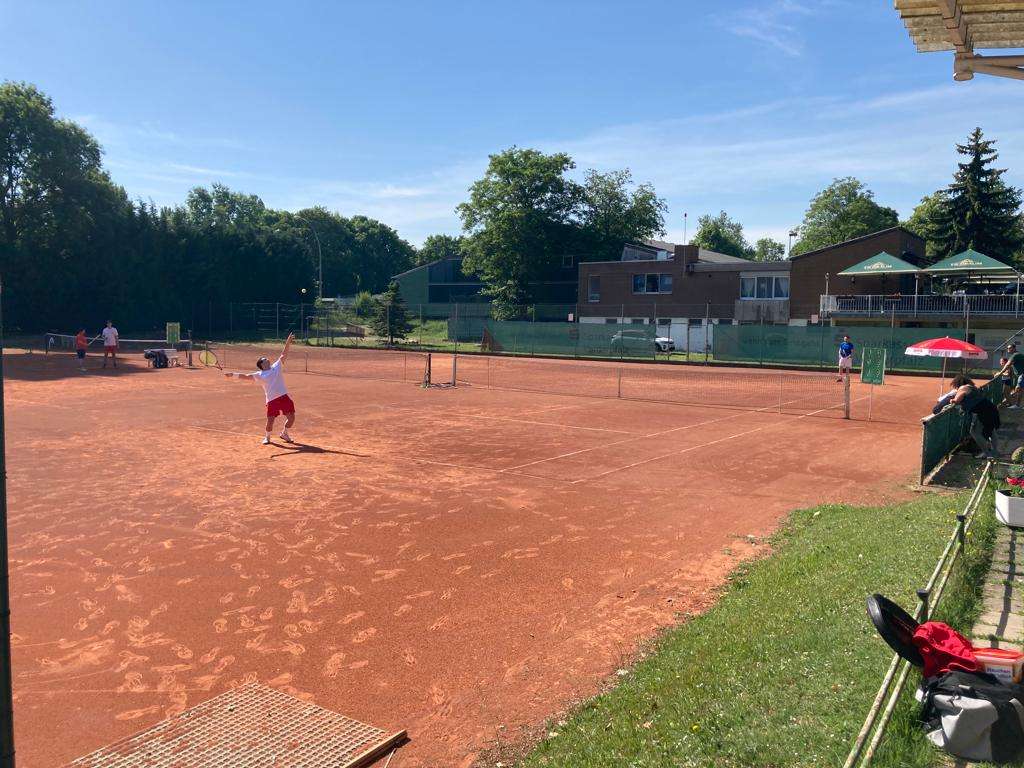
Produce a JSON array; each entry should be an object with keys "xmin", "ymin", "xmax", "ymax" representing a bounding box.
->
[
  {"xmin": 904, "ymin": 337, "xmax": 989, "ymax": 393},
  {"xmin": 904, "ymin": 337, "xmax": 988, "ymax": 359}
]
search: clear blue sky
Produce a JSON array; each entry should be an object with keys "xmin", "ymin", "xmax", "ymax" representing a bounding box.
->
[{"xmin": 3, "ymin": 0, "xmax": 1022, "ymax": 247}]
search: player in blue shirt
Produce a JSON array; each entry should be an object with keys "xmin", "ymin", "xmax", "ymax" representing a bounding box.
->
[{"xmin": 837, "ymin": 335, "xmax": 854, "ymax": 382}]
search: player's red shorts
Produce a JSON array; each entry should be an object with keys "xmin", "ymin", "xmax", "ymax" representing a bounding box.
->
[{"xmin": 266, "ymin": 394, "xmax": 295, "ymax": 418}]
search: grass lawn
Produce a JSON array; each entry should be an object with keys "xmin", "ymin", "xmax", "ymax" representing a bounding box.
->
[{"xmin": 501, "ymin": 480, "xmax": 999, "ymax": 768}]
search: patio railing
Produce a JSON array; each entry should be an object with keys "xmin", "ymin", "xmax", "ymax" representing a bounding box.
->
[{"xmin": 821, "ymin": 293, "xmax": 1023, "ymax": 318}]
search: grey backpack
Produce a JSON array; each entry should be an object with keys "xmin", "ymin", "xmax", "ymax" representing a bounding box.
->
[{"xmin": 918, "ymin": 670, "xmax": 1024, "ymax": 763}]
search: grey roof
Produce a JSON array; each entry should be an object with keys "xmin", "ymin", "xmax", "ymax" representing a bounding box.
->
[
  {"xmin": 692, "ymin": 260, "xmax": 791, "ymax": 273},
  {"xmin": 697, "ymin": 248, "xmax": 749, "ymax": 264}
]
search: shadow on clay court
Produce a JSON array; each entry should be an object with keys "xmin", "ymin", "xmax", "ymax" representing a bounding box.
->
[
  {"xmin": 267, "ymin": 441, "xmax": 367, "ymax": 459},
  {"xmin": 1, "ymin": 351, "xmax": 172, "ymax": 382}
]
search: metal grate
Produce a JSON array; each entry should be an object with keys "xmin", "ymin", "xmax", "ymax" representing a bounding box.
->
[{"xmin": 67, "ymin": 683, "xmax": 406, "ymax": 768}]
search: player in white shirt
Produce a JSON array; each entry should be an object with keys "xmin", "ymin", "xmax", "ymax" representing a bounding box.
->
[
  {"xmin": 225, "ymin": 333, "xmax": 297, "ymax": 445},
  {"xmin": 101, "ymin": 321, "xmax": 119, "ymax": 368}
]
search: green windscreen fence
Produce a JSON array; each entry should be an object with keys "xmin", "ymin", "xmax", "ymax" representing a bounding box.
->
[
  {"xmin": 713, "ymin": 324, "xmax": 999, "ymax": 372},
  {"xmin": 920, "ymin": 379, "xmax": 1003, "ymax": 482},
  {"xmin": 447, "ymin": 318, "xmax": 658, "ymax": 360}
]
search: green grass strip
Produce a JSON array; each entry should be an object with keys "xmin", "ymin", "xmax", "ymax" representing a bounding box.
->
[{"xmin": 514, "ymin": 489, "xmax": 995, "ymax": 768}]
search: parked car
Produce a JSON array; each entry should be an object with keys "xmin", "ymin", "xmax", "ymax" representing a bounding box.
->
[{"xmin": 610, "ymin": 329, "xmax": 675, "ymax": 354}]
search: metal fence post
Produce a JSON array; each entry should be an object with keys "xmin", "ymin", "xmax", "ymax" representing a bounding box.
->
[
  {"xmin": 916, "ymin": 587, "xmax": 931, "ymax": 621},
  {"xmin": 705, "ymin": 302, "xmax": 710, "ymax": 364}
]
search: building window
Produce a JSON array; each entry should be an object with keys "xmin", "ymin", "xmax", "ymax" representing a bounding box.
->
[
  {"xmin": 632, "ymin": 273, "xmax": 673, "ymax": 294},
  {"xmin": 774, "ymin": 276, "xmax": 790, "ymax": 299},
  {"xmin": 588, "ymin": 276, "xmax": 600, "ymax": 302},
  {"xmin": 604, "ymin": 318, "xmax": 619, "ymax": 324},
  {"xmin": 656, "ymin": 317, "xmax": 671, "ymax": 326},
  {"xmin": 631, "ymin": 318, "xmax": 646, "ymax": 325},
  {"xmin": 740, "ymin": 274, "xmax": 790, "ymax": 300}
]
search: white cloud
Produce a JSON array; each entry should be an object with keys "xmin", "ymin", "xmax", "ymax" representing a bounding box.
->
[{"xmin": 719, "ymin": 1, "xmax": 819, "ymax": 58}]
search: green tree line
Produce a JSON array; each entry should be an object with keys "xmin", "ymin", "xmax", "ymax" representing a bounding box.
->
[{"xmin": 0, "ymin": 82, "xmax": 415, "ymax": 334}]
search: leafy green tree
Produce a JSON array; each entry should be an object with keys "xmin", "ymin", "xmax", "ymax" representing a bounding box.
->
[
  {"xmin": 930, "ymin": 128, "xmax": 1023, "ymax": 260},
  {"xmin": 902, "ymin": 192, "xmax": 944, "ymax": 260},
  {"xmin": 417, "ymin": 234, "xmax": 463, "ymax": 265},
  {"xmin": 458, "ymin": 148, "xmax": 666, "ymax": 315},
  {"xmin": 752, "ymin": 237, "xmax": 785, "ymax": 262},
  {"xmin": 370, "ymin": 281, "xmax": 412, "ymax": 344},
  {"xmin": 791, "ymin": 178, "xmax": 898, "ymax": 256},
  {"xmin": 691, "ymin": 211, "xmax": 752, "ymax": 259},
  {"xmin": 458, "ymin": 147, "xmax": 581, "ymax": 316},
  {"xmin": 352, "ymin": 290, "xmax": 375, "ymax": 318},
  {"xmin": 578, "ymin": 169, "xmax": 666, "ymax": 262}
]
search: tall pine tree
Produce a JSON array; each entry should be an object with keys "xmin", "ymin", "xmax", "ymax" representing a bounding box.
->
[
  {"xmin": 931, "ymin": 128, "xmax": 1023, "ymax": 259},
  {"xmin": 370, "ymin": 281, "xmax": 413, "ymax": 345}
]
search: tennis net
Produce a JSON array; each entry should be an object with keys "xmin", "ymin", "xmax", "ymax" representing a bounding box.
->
[
  {"xmin": 217, "ymin": 343, "xmax": 431, "ymax": 385},
  {"xmin": 44, "ymin": 333, "xmax": 191, "ymax": 354},
  {"xmin": 454, "ymin": 354, "xmax": 851, "ymax": 417}
]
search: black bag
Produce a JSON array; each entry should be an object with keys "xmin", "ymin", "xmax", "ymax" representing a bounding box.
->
[
  {"xmin": 153, "ymin": 350, "xmax": 169, "ymax": 369},
  {"xmin": 919, "ymin": 670, "xmax": 1024, "ymax": 763}
]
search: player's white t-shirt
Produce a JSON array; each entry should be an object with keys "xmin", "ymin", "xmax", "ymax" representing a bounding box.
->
[
  {"xmin": 101, "ymin": 327, "xmax": 118, "ymax": 347},
  {"xmin": 255, "ymin": 358, "xmax": 288, "ymax": 403}
]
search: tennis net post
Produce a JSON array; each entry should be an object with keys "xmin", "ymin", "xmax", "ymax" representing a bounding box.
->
[{"xmin": 844, "ymin": 374, "xmax": 851, "ymax": 419}]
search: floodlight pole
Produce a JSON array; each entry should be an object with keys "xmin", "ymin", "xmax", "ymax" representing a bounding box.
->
[
  {"xmin": 294, "ymin": 216, "xmax": 324, "ymax": 302},
  {"xmin": 0, "ymin": 278, "xmax": 15, "ymax": 768}
]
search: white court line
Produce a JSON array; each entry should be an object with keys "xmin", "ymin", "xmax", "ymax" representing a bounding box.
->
[
  {"xmin": 399, "ymin": 406, "xmax": 638, "ymax": 435},
  {"xmin": 570, "ymin": 393, "xmax": 872, "ymax": 484},
  {"xmin": 501, "ymin": 408, "xmax": 753, "ymax": 471},
  {"xmin": 500, "ymin": 389, "xmax": 854, "ymax": 472}
]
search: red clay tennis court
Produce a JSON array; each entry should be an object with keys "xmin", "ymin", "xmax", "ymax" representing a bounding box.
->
[{"xmin": 6, "ymin": 344, "xmax": 936, "ymax": 766}]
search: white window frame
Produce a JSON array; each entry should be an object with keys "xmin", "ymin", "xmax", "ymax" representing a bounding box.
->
[
  {"xmin": 632, "ymin": 273, "xmax": 674, "ymax": 294},
  {"xmin": 739, "ymin": 272, "xmax": 790, "ymax": 301},
  {"xmin": 588, "ymin": 275, "xmax": 600, "ymax": 303}
]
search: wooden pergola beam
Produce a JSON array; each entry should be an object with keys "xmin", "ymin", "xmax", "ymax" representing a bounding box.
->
[{"xmin": 894, "ymin": 0, "xmax": 1024, "ymax": 81}]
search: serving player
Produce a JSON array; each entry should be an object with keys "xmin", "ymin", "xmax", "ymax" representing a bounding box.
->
[{"xmin": 225, "ymin": 333, "xmax": 297, "ymax": 445}]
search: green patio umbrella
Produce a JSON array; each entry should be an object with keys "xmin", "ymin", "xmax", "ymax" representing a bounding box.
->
[
  {"xmin": 836, "ymin": 252, "xmax": 923, "ymax": 315},
  {"xmin": 837, "ymin": 251, "xmax": 923, "ymax": 276},
  {"xmin": 924, "ymin": 249, "xmax": 1016, "ymax": 274}
]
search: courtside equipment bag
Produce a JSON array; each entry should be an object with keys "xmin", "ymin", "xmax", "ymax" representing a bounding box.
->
[
  {"xmin": 911, "ymin": 621, "xmax": 980, "ymax": 679},
  {"xmin": 145, "ymin": 349, "xmax": 169, "ymax": 369},
  {"xmin": 917, "ymin": 670, "xmax": 1024, "ymax": 764}
]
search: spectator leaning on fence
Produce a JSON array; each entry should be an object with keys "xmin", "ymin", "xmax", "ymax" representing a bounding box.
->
[{"xmin": 947, "ymin": 373, "xmax": 1001, "ymax": 459}]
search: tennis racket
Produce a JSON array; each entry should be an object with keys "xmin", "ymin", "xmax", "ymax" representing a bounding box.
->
[{"xmin": 198, "ymin": 349, "xmax": 221, "ymax": 368}]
